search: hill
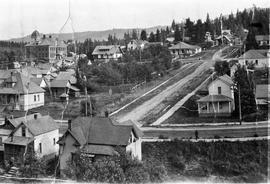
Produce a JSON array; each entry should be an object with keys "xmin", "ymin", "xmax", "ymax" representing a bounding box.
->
[{"xmin": 8, "ymin": 26, "xmax": 167, "ymax": 43}]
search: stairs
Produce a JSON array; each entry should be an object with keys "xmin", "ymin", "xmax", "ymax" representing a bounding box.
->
[{"xmin": 4, "ymin": 166, "xmax": 19, "ymax": 177}]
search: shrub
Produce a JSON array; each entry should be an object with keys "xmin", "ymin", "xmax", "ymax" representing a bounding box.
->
[
  {"xmin": 214, "ymin": 135, "xmax": 221, "ymax": 139},
  {"xmin": 145, "ymin": 158, "xmax": 168, "ymax": 182},
  {"xmin": 125, "ymin": 164, "xmax": 150, "ymax": 183},
  {"xmin": 167, "ymin": 153, "xmax": 185, "ymax": 171}
]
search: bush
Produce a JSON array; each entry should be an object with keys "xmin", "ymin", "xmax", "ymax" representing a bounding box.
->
[
  {"xmin": 125, "ymin": 165, "xmax": 150, "ymax": 183},
  {"xmin": 167, "ymin": 153, "xmax": 185, "ymax": 171},
  {"xmin": 145, "ymin": 158, "xmax": 168, "ymax": 182}
]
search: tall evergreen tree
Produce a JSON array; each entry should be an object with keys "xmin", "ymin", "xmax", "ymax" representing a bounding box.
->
[
  {"xmin": 171, "ymin": 20, "xmax": 176, "ymax": 31},
  {"xmin": 140, "ymin": 30, "xmax": 147, "ymax": 40},
  {"xmin": 156, "ymin": 29, "xmax": 161, "ymax": 42},
  {"xmin": 245, "ymin": 27, "xmax": 259, "ymax": 51},
  {"xmin": 174, "ymin": 25, "xmax": 181, "ymax": 42},
  {"xmin": 148, "ymin": 32, "xmax": 156, "ymax": 42},
  {"xmin": 131, "ymin": 29, "xmax": 138, "ymax": 40}
]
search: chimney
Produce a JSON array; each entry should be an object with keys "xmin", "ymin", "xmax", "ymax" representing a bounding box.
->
[
  {"xmin": 34, "ymin": 114, "xmax": 38, "ymax": 120},
  {"xmin": 68, "ymin": 120, "xmax": 72, "ymax": 130}
]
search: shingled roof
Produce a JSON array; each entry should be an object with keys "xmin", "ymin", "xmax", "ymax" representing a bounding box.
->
[
  {"xmin": 11, "ymin": 115, "xmax": 59, "ymax": 136},
  {"xmin": 58, "ymin": 117, "xmax": 142, "ymax": 147},
  {"xmin": 169, "ymin": 42, "xmax": 201, "ymax": 50},
  {"xmin": 0, "ymin": 72, "xmax": 45, "ymax": 94},
  {"xmin": 197, "ymin": 94, "xmax": 233, "ymax": 102},
  {"xmin": 239, "ymin": 49, "xmax": 269, "ymax": 60},
  {"xmin": 92, "ymin": 45, "xmax": 122, "ymax": 55},
  {"xmin": 255, "ymin": 84, "xmax": 270, "ymax": 99}
]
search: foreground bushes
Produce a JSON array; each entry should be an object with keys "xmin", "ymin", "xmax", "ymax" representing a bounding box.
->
[
  {"xmin": 142, "ymin": 140, "xmax": 268, "ymax": 182},
  {"xmin": 63, "ymin": 149, "xmax": 167, "ymax": 183}
]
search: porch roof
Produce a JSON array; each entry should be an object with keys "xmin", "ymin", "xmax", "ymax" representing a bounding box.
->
[
  {"xmin": 197, "ymin": 94, "xmax": 233, "ymax": 102},
  {"xmin": 3, "ymin": 136, "xmax": 34, "ymax": 146}
]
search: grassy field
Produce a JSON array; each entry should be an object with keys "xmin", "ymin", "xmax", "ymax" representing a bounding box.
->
[
  {"xmin": 162, "ymin": 95, "xmax": 239, "ymax": 125},
  {"xmin": 110, "ymin": 62, "xmax": 203, "ymax": 117},
  {"xmin": 142, "ymin": 140, "xmax": 268, "ymax": 183},
  {"xmin": 141, "ymin": 69, "xmax": 213, "ymax": 125}
]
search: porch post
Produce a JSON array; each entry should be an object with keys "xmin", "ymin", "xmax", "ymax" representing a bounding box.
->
[
  {"xmin": 198, "ymin": 103, "xmax": 200, "ymax": 113},
  {"xmin": 207, "ymin": 102, "xmax": 209, "ymax": 113},
  {"xmin": 229, "ymin": 101, "xmax": 231, "ymax": 113},
  {"xmin": 217, "ymin": 102, "xmax": 220, "ymax": 113}
]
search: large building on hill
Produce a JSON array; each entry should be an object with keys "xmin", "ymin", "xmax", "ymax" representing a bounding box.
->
[{"xmin": 25, "ymin": 30, "xmax": 67, "ymax": 63}]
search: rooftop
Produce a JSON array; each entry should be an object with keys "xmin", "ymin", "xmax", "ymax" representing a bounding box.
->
[
  {"xmin": 92, "ymin": 45, "xmax": 122, "ymax": 55},
  {"xmin": 169, "ymin": 42, "xmax": 201, "ymax": 50},
  {"xmin": 58, "ymin": 117, "xmax": 142, "ymax": 147},
  {"xmin": 239, "ymin": 49, "xmax": 269, "ymax": 59},
  {"xmin": 255, "ymin": 84, "xmax": 270, "ymax": 99},
  {"xmin": 9, "ymin": 114, "xmax": 59, "ymax": 136},
  {"xmin": 197, "ymin": 94, "xmax": 233, "ymax": 102},
  {"xmin": 0, "ymin": 72, "xmax": 45, "ymax": 94}
]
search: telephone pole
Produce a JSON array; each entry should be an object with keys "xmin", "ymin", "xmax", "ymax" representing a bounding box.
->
[{"xmin": 238, "ymin": 84, "xmax": 242, "ymax": 125}]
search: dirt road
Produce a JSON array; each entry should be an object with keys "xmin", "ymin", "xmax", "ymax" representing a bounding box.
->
[{"xmin": 115, "ymin": 48, "xmax": 226, "ymax": 124}]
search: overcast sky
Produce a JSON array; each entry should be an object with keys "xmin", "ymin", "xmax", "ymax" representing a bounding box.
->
[{"xmin": 0, "ymin": 0, "xmax": 268, "ymax": 40}]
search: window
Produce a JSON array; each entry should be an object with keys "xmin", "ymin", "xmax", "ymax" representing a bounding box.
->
[
  {"xmin": 219, "ymin": 103, "xmax": 223, "ymax": 109},
  {"xmin": 22, "ymin": 126, "xmax": 26, "ymax": 137},
  {"xmin": 39, "ymin": 143, "xmax": 42, "ymax": 153},
  {"xmin": 37, "ymin": 95, "xmax": 40, "ymax": 101},
  {"xmin": 53, "ymin": 138, "xmax": 56, "ymax": 145},
  {"xmin": 245, "ymin": 60, "xmax": 248, "ymax": 65},
  {"xmin": 218, "ymin": 87, "xmax": 221, "ymax": 94},
  {"xmin": 255, "ymin": 60, "xmax": 258, "ymax": 65},
  {"xmin": 34, "ymin": 95, "xmax": 36, "ymax": 102}
]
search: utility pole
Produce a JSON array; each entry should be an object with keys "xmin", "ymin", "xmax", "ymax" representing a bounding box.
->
[
  {"xmin": 84, "ymin": 75, "xmax": 88, "ymax": 117},
  {"xmin": 238, "ymin": 84, "xmax": 242, "ymax": 125}
]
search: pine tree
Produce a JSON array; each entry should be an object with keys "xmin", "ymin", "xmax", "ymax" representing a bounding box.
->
[
  {"xmin": 156, "ymin": 29, "xmax": 161, "ymax": 42},
  {"xmin": 140, "ymin": 30, "xmax": 147, "ymax": 40},
  {"xmin": 148, "ymin": 32, "xmax": 156, "ymax": 42},
  {"xmin": 131, "ymin": 29, "xmax": 138, "ymax": 40},
  {"xmin": 174, "ymin": 25, "xmax": 181, "ymax": 42},
  {"xmin": 171, "ymin": 19, "xmax": 176, "ymax": 31}
]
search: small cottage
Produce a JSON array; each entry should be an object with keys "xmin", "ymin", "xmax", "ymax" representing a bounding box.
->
[
  {"xmin": 57, "ymin": 117, "xmax": 143, "ymax": 174},
  {"xmin": 197, "ymin": 75, "xmax": 235, "ymax": 117}
]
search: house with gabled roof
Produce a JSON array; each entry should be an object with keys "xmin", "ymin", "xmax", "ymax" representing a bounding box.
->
[
  {"xmin": 255, "ymin": 35, "xmax": 270, "ymax": 46},
  {"xmin": 255, "ymin": 84, "xmax": 270, "ymax": 110},
  {"xmin": 197, "ymin": 74, "xmax": 235, "ymax": 117},
  {"xmin": 3, "ymin": 113, "xmax": 59, "ymax": 165},
  {"xmin": 127, "ymin": 39, "xmax": 149, "ymax": 50},
  {"xmin": 57, "ymin": 116, "xmax": 143, "ymax": 173},
  {"xmin": 92, "ymin": 45, "xmax": 123, "ymax": 62},
  {"xmin": 0, "ymin": 71, "xmax": 45, "ymax": 111},
  {"xmin": 47, "ymin": 71, "xmax": 80, "ymax": 98},
  {"xmin": 169, "ymin": 42, "xmax": 201, "ymax": 57},
  {"xmin": 238, "ymin": 49, "xmax": 270, "ymax": 68}
]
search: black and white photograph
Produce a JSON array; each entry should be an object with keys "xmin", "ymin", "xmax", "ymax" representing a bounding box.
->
[{"xmin": 0, "ymin": 0, "xmax": 269, "ymax": 183}]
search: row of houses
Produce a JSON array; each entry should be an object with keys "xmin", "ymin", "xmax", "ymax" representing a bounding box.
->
[
  {"xmin": 196, "ymin": 39, "xmax": 269, "ymax": 117},
  {"xmin": 0, "ymin": 64, "xmax": 80, "ymax": 111},
  {"xmin": 0, "ymin": 113, "xmax": 142, "ymax": 175}
]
